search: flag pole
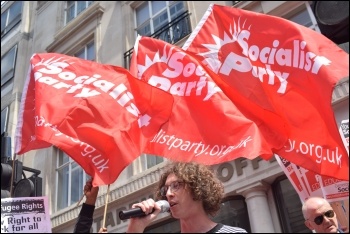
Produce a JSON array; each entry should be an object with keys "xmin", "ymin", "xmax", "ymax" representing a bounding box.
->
[
  {"xmin": 76, "ymin": 178, "xmax": 93, "ymax": 207},
  {"xmin": 9, "ymin": 153, "xmax": 18, "ymax": 197},
  {"xmin": 102, "ymin": 184, "xmax": 111, "ymax": 230},
  {"xmin": 76, "ymin": 192, "xmax": 86, "ymax": 207}
]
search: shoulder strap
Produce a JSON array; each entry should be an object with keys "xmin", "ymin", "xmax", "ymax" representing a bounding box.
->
[{"xmin": 206, "ymin": 223, "xmax": 224, "ymax": 233}]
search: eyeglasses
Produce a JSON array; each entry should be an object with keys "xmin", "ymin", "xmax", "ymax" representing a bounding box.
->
[
  {"xmin": 160, "ymin": 181, "xmax": 184, "ymax": 196},
  {"xmin": 308, "ymin": 210, "xmax": 335, "ymax": 225}
]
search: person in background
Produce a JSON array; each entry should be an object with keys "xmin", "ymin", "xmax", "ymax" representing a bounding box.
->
[
  {"xmin": 73, "ymin": 178, "xmax": 99, "ymax": 233},
  {"xmin": 126, "ymin": 161, "xmax": 248, "ymax": 233},
  {"xmin": 302, "ymin": 196, "xmax": 344, "ymax": 233}
]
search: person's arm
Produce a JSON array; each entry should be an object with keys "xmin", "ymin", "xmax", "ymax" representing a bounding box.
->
[
  {"xmin": 126, "ymin": 199, "xmax": 162, "ymax": 233},
  {"xmin": 73, "ymin": 178, "xmax": 99, "ymax": 233}
]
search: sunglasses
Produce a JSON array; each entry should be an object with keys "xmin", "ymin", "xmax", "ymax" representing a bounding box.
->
[{"xmin": 309, "ymin": 210, "xmax": 335, "ymax": 225}]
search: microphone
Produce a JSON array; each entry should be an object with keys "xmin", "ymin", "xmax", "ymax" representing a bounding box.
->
[{"xmin": 119, "ymin": 200, "xmax": 170, "ymax": 220}]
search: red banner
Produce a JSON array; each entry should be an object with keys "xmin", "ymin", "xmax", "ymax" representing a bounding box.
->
[
  {"xmin": 182, "ymin": 4, "xmax": 349, "ymax": 180},
  {"xmin": 131, "ymin": 36, "xmax": 287, "ymax": 165},
  {"xmin": 15, "ymin": 53, "xmax": 173, "ymax": 186}
]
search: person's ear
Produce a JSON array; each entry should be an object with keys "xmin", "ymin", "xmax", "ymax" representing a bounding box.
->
[{"xmin": 304, "ymin": 220, "xmax": 313, "ymax": 231}]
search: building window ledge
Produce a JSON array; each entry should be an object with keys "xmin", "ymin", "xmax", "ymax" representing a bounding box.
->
[{"xmin": 46, "ymin": 2, "xmax": 104, "ymax": 52}]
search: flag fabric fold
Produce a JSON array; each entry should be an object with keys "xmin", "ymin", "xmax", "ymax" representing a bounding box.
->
[
  {"xmin": 130, "ymin": 35, "xmax": 288, "ymax": 166},
  {"xmin": 182, "ymin": 4, "xmax": 349, "ymax": 181},
  {"xmin": 15, "ymin": 53, "xmax": 173, "ymax": 186},
  {"xmin": 15, "ymin": 3, "xmax": 349, "ymax": 185}
]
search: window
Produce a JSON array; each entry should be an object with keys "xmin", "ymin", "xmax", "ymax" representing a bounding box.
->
[
  {"xmin": 145, "ymin": 154, "xmax": 164, "ymax": 169},
  {"xmin": 74, "ymin": 41, "xmax": 95, "ymax": 61},
  {"xmin": 1, "ymin": 45, "xmax": 17, "ymax": 98},
  {"xmin": 65, "ymin": 1, "xmax": 94, "ymax": 24},
  {"xmin": 55, "ymin": 41, "xmax": 95, "ymax": 211},
  {"xmin": 273, "ymin": 176, "xmax": 312, "ymax": 233},
  {"xmin": 283, "ymin": 3, "xmax": 316, "ymax": 30},
  {"xmin": 56, "ymin": 151, "xmax": 90, "ymax": 210},
  {"xmin": 135, "ymin": 1, "xmax": 185, "ymax": 37},
  {"xmin": 288, "ymin": 9, "xmax": 313, "ymax": 28},
  {"xmin": 1, "ymin": 1, "xmax": 23, "ymax": 37},
  {"xmin": 125, "ymin": 1, "xmax": 190, "ymax": 68},
  {"xmin": 213, "ymin": 196, "xmax": 251, "ymax": 232},
  {"xmin": 139, "ymin": 154, "xmax": 164, "ymax": 171}
]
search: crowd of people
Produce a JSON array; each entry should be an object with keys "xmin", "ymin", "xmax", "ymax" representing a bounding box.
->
[
  {"xmin": 74, "ymin": 161, "xmax": 247, "ymax": 233},
  {"xmin": 73, "ymin": 161, "xmax": 346, "ymax": 233}
]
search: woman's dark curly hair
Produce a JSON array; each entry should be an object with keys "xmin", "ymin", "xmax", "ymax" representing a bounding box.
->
[{"xmin": 155, "ymin": 161, "xmax": 224, "ymax": 216}]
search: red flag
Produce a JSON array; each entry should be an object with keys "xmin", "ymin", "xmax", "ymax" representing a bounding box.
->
[
  {"xmin": 130, "ymin": 36, "xmax": 288, "ymax": 165},
  {"xmin": 15, "ymin": 53, "xmax": 173, "ymax": 186},
  {"xmin": 182, "ymin": 4, "xmax": 349, "ymax": 180}
]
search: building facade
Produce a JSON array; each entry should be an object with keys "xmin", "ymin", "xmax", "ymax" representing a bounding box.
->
[{"xmin": 1, "ymin": 1, "xmax": 348, "ymax": 233}]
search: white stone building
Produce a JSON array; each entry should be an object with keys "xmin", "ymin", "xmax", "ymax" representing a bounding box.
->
[{"xmin": 1, "ymin": 1, "xmax": 348, "ymax": 232}]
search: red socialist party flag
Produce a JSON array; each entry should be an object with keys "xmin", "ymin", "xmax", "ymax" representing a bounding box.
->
[
  {"xmin": 182, "ymin": 4, "xmax": 349, "ymax": 180},
  {"xmin": 15, "ymin": 53, "xmax": 173, "ymax": 186},
  {"xmin": 130, "ymin": 35, "xmax": 288, "ymax": 165}
]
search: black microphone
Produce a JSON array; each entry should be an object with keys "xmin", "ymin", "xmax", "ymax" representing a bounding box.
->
[{"xmin": 119, "ymin": 200, "xmax": 170, "ymax": 220}]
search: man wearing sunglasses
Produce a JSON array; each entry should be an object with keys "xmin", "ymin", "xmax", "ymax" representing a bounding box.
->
[{"xmin": 302, "ymin": 196, "xmax": 344, "ymax": 233}]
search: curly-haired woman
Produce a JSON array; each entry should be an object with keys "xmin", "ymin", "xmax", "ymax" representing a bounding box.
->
[{"xmin": 126, "ymin": 161, "xmax": 247, "ymax": 233}]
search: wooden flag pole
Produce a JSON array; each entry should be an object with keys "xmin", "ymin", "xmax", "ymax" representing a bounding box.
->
[
  {"xmin": 102, "ymin": 184, "xmax": 111, "ymax": 230},
  {"xmin": 76, "ymin": 191, "xmax": 86, "ymax": 207}
]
